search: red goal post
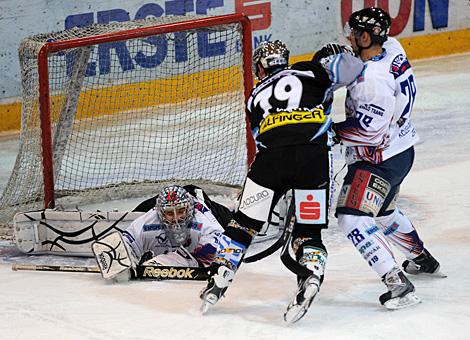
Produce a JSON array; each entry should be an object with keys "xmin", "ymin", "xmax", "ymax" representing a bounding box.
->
[
  {"xmin": 0, "ymin": 14, "xmax": 255, "ymax": 231},
  {"xmin": 38, "ymin": 13, "xmax": 255, "ymax": 209}
]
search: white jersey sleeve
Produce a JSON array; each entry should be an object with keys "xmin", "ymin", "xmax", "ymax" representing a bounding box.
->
[
  {"xmin": 322, "ymin": 52, "xmax": 365, "ymax": 91},
  {"xmin": 187, "ymin": 198, "xmax": 224, "ymax": 266},
  {"xmin": 337, "ymin": 38, "xmax": 419, "ymax": 164}
]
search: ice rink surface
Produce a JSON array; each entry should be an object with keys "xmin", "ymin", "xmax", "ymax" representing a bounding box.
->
[{"xmin": 1, "ymin": 53, "xmax": 470, "ymax": 339}]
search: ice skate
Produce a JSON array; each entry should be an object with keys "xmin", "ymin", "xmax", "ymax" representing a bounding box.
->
[
  {"xmin": 380, "ymin": 266, "xmax": 421, "ymax": 309},
  {"xmin": 402, "ymin": 249, "xmax": 446, "ymax": 278},
  {"xmin": 284, "ymin": 274, "xmax": 321, "ymax": 324},
  {"xmin": 200, "ymin": 265, "xmax": 235, "ymax": 314}
]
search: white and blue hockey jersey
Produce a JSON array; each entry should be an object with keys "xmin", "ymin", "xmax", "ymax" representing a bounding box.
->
[
  {"xmin": 336, "ymin": 37, "xmax": 419, "ymax": 164},
  {"xmin": 122, "ymin": 196, "xmax": 224, "ymax": 267}
]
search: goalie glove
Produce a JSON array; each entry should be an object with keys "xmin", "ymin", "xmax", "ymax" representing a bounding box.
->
[{"xmin": 142, "ymin": 246, "xmax": 199, "ymax": 267}]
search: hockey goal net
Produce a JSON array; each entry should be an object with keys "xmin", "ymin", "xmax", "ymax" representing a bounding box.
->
[{"xmin": 0, "ymin": 14, "xmax": 254, "ymax": 235}]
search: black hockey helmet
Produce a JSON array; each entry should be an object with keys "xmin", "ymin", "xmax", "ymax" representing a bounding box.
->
[
  {"xmin": 347, "ymin": 7, "xmax": 391, "ymax": 45},
  {"xmin": 252, "ymin": 40, "xmax": 289, "ymax": 80}
]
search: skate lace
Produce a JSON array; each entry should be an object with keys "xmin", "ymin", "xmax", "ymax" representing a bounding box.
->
[{"xmin": 384, "ymin": 270, "xmax": 406, "ymax": 291}]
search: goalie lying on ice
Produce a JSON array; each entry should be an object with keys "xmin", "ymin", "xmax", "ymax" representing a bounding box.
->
[{"xmin": 92, "ymin": 184, "xmax": 228, "ymax": 281}]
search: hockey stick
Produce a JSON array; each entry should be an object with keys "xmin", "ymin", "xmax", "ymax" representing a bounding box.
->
[
  {"xmin": 11, "ymin": 263, "xmax": 209, "ymax": 281},
  {"xmin": 243, "ymin": 196, "xmax": 296, "ymax": 263},
  {"xmin": 132, "ymin": 265, "xmax": 209, "ymax": 281},
  {"xmin": 12, "ymin": 263, "xmax": 100, "ymax": 273}
]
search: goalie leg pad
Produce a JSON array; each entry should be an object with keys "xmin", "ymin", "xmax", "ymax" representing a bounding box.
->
[{"xmin": 92, "ymin": 231, "xmax": 137, "ymax": 280}]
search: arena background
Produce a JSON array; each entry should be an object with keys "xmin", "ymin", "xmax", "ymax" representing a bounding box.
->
[{"xmin": 1, "ymin": 0, "xmax": 469, "ymax": 133}]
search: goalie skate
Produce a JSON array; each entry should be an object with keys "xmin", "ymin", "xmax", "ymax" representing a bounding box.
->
[
  {"xmin": 284, "ymin": 275, "xmax": 320, "ymax": 324},
  {"xmin": 91, "ymin": 231, "xmax": 134, "ymax": 280},
  {"xmin": 200, "ymin": 265, "xmax": 234, "ymax": 314}
]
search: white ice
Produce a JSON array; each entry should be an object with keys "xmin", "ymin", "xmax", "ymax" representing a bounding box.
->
[{"xmin": 1, "ymin": 53, "xmax": 470, "ymax": 340}]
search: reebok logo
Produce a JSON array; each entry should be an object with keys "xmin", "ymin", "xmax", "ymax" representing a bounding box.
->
[
  {"xmin": 142, "ymin": 267, "xmax": 195, "ymax": 279},
  {"xmin": 98, "ymin": 253, "xmax": 108, "ymax": 270}
]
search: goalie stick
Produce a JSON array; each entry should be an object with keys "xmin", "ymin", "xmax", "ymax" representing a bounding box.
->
[
  {"xmin": 12, "ymin": 263, "xmax": 100, "ymax": 273},
  {"xmin": 11, "ymin": 263, "xmax": 209, "ymax": 281}
]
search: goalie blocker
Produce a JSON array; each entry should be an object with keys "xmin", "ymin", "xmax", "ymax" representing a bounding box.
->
[{"xmin": 92, "ymin": 231, "xmax": 209, "ymax": 281}]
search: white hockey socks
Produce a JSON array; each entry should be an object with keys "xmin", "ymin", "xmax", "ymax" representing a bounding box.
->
[
  {"xmin": 376, "ymin": 209, "xmax": 424, "ymax": 259},
  {"xmin": 338, "ymin": 214, "xmax": 396, "ymax": 277}
]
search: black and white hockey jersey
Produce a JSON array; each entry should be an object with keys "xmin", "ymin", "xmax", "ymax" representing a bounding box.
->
[{"xmin": 246, "ymin": 51, "xmax": 364, "ymax": 151}]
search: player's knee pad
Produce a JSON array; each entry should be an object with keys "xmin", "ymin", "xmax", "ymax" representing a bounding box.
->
[
  {"xmin": 336, "ymin": 169, "xmax": 391, "ymax": 217},
  {"xmin": 337, "ymin": 214, "xmax": 395, "ymax": 277}
]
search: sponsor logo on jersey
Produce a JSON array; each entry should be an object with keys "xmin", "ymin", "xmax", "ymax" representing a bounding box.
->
[
  {"xmin": 239, "ymin": 189, "xmax": 270, "ymax": 209},
  {"xmin": 295, "ymin": 189, "xmax": 326, "ymax": 224},
  {"xmin": 194, "ymin": 202, "xmax": 209, "ymax": 214},
  {"xmin": 358, "ymin": 240, "xmax": 374, "ymax": 254},
  {"xmin": 142, "ymin": 267, "xmax": 195, "ymax": 279},
  {"xmin": 143, "ymin": 223, "xmax": 162, "ymax": 232},
  {"xmin": 190, "ymin": 222, "xmax": 203, "ymax": 230},
  {"xmin": 340, "ymin": 170, "xmax": 390, "ymax": 216},
  {"xmin": 259, "ymin": 109, "xmax": 325, "ymax": 134},
  {"xmin": 383, "ymin": 222, "xmax": 399, "ymax": 236},
  {"xmin": 390, "ymin": 54, "xmax": 411, "ymax": 78},
  {"xmin": 238, "ymin": 178, "xmax": 273, "ymax": 221},
  {"xmin": 359, "ymin": 103, "xmax": 385, "ymax": 116},
  {"xmin": 366, "ymin": 225, "xmax": 380, "ymax": 235}
]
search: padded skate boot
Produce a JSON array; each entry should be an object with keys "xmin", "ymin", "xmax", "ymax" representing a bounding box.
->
[
  {"xmin": 200, "ymin": 264, "xmax": 235, "ymax": 314},
  {"xmin": 402, "ymin": 248, "xmax": 445, "ymax": 277},
  {"xmin": 379, "ymin": 266, "xmax": 421, "ymax": 309}
]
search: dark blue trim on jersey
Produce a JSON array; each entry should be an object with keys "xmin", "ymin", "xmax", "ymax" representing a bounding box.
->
[{"xmin": 122, "ymin": 230, "xmax": 135, "ymax": 243}]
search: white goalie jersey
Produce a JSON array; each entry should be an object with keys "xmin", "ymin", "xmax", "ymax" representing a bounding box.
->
[{"xmin": 122, "ymin": 197, "xmax": 224, "ymax": 267}]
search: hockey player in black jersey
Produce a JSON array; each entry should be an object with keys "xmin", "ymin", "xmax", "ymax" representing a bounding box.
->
[{"xmin": 199, "ymin": 40, "xmax": 364, "ymax": 323}]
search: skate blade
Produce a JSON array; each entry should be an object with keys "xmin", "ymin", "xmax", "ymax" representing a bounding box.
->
[
  {"xmin": 383, "ymin": 292, "xmax": 421, "ymax": 310},
  {"xmin": 200, "ymin": 301, "xmax": 211, "ymax": 315},
  {"xmin": 200, "ymin": 293, "xmax": 218, "ymax": 315},
  {"xmin": 284, "ymin": 283, "xmax": 319, "ymax": 324},
  {"xmin": 406, "ymin": 269, "xmax": 447, "ymax": 278}
]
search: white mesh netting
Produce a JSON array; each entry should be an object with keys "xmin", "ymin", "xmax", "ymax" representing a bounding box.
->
[{"xmin": 0, "ymin": 15, "xmax": 251, "ymax": 236}]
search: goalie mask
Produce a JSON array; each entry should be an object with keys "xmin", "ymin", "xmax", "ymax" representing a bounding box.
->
[
  {"xmin": 156, "ymin": 185, "xmax": 194, "ymax": 246},
  {"xmin": 252, "ymin": 40, "xmax": 289, "ymax": 80}
]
